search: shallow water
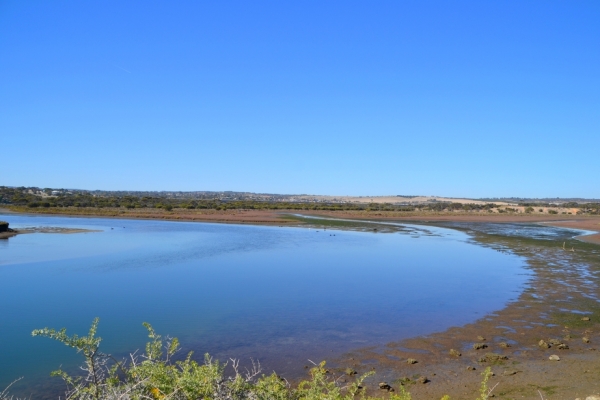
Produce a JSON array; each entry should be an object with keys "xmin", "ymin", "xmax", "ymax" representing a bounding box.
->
[
  {"xmin": 0, "ymin": 214, "xmax": 528, "ymax": 396},
  {"xmin": 431, "ymin": 221, "xmax": 594, "ymax": 241}
]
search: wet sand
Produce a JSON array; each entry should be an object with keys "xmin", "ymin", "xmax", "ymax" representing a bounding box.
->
[
  {"xmin": 0, "ymin": 207, "xmax": 292, "ymax": 225},
  {"xmin": 539, "ymin": 219, "xmax": 600, "ymax": 245},
  {"xmin": 300, "ymin": 210, "xmax": 600, "ymax": 245},
  {"xmin": 267, "ymin": 211, "xmax": 600, "ymax": 398},
  {"xmin": 3, "ymin": 207, "xmax": 600, "ymax": 235},
  {"xmin": 329, "ymin": 227, "xmax": 600, "ymax": 399},
  {"xmin": 0, "ymin": 227, "xmax": 100, "ymax": 239},
  {"xmin": 0, "ymin": 231, "xmax": 18, "ymax": 239}
]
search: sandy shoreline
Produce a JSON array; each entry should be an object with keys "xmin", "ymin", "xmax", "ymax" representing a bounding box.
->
[
  {"xmin": 331, "ymin": 222, "xmax": 600, "ymax": 399},
  {"xmin": 0, "ymin": 226, "xmax": 101, "ymax": 239},
  {"xmin": 2, "ymin": 208, "xmax": 600, "ymax": 398},
  {"xmin": 2, "ymin": 207, "xmax": 599, "ymax": 238},
  {"xmin": 295, "ymin": 210, "xmax": 600, "ymax": 243}
]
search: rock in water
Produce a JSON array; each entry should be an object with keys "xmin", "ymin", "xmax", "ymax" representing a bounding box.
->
[
  {"xmin": 473, "ymin": 343, "xmax": 488, "ymax": 350},
  {"xmin": 417, "ymin": 376, "xmax": 428, "ymax": 384},
  {"xmin": 0, "ymin": 221, "xmax": 8, "ymax": 232},
  {"xmin": 583, "ymin": 337, "xmax": 590, "ymax": 343},
  {"xmin": 449, "ymin": 349, "xmax": 461, "ymax": 357},
  {"xmin": 482, "ymin": 353, "xmax": 508, "ymax": 362},
  {"xmin": 499, "ymin": 342, "xmax": 511, "ymax": 348},
  {"xmin": 549, "ymin": 355, "xmax": 560, "ymax": 361},
  {"xmin": 406, "ymin": 358, "xmax": 418, "ymax": 364},
  {"xmin": 378, "ymin": 382, "xmax": 391, "ymax": 390},
  {"xmin": 538, "ymin": 340, "xmax": 551, "ymax": 348}
]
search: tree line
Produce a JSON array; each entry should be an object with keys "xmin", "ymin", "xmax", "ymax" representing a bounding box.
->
[{"xmin": 1, "ymin": 186, "xmax": 599, "ymax": 214}]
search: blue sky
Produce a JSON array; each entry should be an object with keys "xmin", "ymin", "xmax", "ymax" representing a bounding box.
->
[{"xmin": 1, "ymin": 1, "xmax": 598, "ymax": 197}]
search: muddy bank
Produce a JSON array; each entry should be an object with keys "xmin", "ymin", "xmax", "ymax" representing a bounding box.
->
[
  {"xmin": 539, "ymin": 220, "xmax": 600, "ymax": 245},
  {"xmin": 0, "ymin": 207, "xmax": 292, "ymax": 225},
  {"xmin": 327, "ymin": 222, "xmax": 600, "ymax": 399},
  {"xmin": 4, "ymin": 207, "xmax": 600, "ymax": 233}
]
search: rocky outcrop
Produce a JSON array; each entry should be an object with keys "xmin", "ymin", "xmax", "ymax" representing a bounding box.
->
[
  {"xmin": 449, "ymin": 348, "xmax": 461, "ymax": 357},
  {"xmin": 0, "ymin": 221, "xmax": 17, "ymax": 238},
  {"xmin": 538, "ymin": 339, "xmax": 551, "ymax": 348}
]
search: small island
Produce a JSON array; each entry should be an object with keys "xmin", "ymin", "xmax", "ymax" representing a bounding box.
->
[
  {"xmin": 0, "ymin": 221, "xmax": 17, "ymax": 239},
  {"xmin": 0, "ymin": 221, "xmax": 98, "ymax": 239}
]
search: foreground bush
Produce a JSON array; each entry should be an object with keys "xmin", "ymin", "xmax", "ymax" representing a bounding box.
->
[
  {"xmin": 27, "ymin": 318, "xmax": 421, "ymax": 400},
  {"xmin": 0, "ymin": 319, "xmax": 497, "ymax": 400}
]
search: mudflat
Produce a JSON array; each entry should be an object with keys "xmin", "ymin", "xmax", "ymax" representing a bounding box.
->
[
  {"xmin": 0, "ymin": 226, "xmax": 100, "ymax": 239},
  {"xmin": 278, "ymin": 212, "xmax": 600, "ymax": 398},
  {"xmin": 326, "ymin": 221, "xmax": 600, "ymax": 399},
  {"xmin": 3, "ymin": 207, "xmax": 600, "ymax": 236},
  {"xmin": 305, "ymin": 210, "xmax": 600, "ymax": 244}
]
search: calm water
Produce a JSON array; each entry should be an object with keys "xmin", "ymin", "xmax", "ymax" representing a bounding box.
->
[{"xmin": 0, "ymin": 214, "xmax": 528, "ymax": 396}]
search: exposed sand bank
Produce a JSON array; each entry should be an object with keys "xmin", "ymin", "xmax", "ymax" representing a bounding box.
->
[
  {"xmin": 329, "ymin": 225, "xmax": 600, "ymax": 399},
  {"xmin": 0, "ymin": 225, "xmax": 101, "ymax": 239},
  {"xmin": 539, "ymin": 219, "xmax": 600, "ymax": 244},
  {"xmin": 3, "ymin": 207, "xmax": 600, "ymax": 233},
  {"xmin": 301, "ymin": 210, "xmax": 600, "ymax": 243},
  {"xmin": 0, "ymin": 231, "xmax": 18, "ymax": 239}
]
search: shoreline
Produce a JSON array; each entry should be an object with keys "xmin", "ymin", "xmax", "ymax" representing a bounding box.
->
[
  {"xmin": 329, "ymin": 222, "xmax": 600, "ymax": 399},
  {"xmin": 296, "ymin": 210, "xmax": 600, "ymax": 244},
  {"xmin": 2, "ymin": 208, "xmax": 600, "ymax": 398},
  {"xmin": 2, "ymin": 207, "xmax": 599, "ymax": 239}
]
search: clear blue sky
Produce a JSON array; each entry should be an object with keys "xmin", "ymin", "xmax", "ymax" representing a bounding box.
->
[{"xmin": 1, "ymin": 1, "xmax": 598, "ymax": 198}]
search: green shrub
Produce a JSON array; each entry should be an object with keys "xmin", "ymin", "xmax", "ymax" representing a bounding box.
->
[
  {"xmin": 30, "ymin": 319, "xmax": 402, "ymax": 400},
  {"xmin": 24, "ymin": 319, "xmax": 506, "ymax": 400}
]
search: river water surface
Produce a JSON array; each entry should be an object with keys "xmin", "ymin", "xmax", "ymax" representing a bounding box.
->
[{"xmin": 0, "ymin": 214, "xmax": 529, "ymax": 396}]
